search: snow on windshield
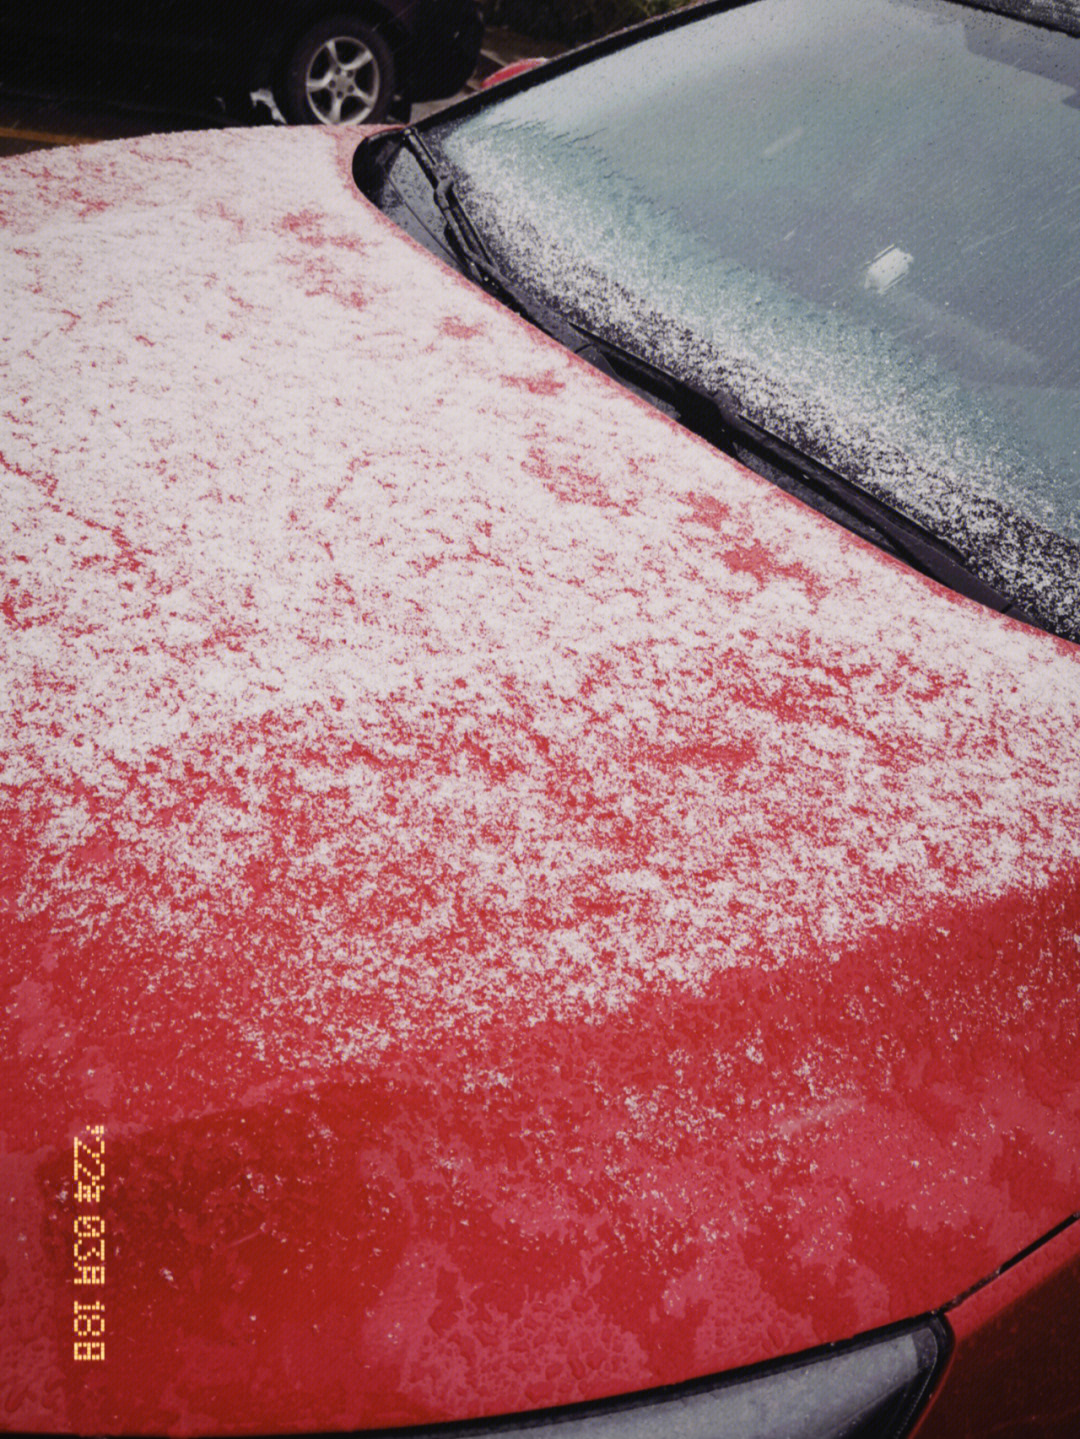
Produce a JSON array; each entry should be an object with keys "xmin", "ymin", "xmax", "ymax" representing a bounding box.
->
[{"xmin": 430, "ymin": 0, "xmax": 1080, "ymax": 638}]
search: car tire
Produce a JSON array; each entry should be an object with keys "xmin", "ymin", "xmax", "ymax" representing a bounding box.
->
[{"xmin": 281, "ymin": 15, "xmax": 396, "ymax": 126}]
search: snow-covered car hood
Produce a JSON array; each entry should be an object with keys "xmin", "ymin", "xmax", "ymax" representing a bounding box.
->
[{"xmin": 2, "ymin": 127, "xmax": 1079, "ymax": 1435}]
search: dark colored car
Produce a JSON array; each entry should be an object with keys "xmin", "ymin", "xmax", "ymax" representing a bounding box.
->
[{"xmin": 0, "ymin": 0, "xmax": 484, "ymax": 121}]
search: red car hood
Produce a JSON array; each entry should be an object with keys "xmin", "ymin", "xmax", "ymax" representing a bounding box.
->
[{"xmin": 2, "ymin": 128, "xmax": 1079, "ymax": 1435}]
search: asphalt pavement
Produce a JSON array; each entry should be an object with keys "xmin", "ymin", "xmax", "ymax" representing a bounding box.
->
[{"xmin": 0, "ymin": 28, "xmax": 551, "ymax": 158}]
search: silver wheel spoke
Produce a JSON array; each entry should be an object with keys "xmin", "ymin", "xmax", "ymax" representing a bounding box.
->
[
  {"xmin": 303, "ymin": 34, "xmax": 382, "ymax": 124},
  {"xmin": 341, "ymin": 45, "xmax": 374, "ymax": 73}
]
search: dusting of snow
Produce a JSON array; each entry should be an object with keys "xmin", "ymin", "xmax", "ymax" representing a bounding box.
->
[
  {"xmin": 4, "ymin": 126, "xmax": 1080, "ymax": 1436},
  {"xmin": 429, "ymin": 0, "xmax": 1080, "ymax": 635},
  {"xmin": 3, "ymin": 125, "xmax": 1080, "ymax": 1078}
]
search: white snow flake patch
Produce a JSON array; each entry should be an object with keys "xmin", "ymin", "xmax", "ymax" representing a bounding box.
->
[{"xmin": 3, "ymin": 127, "xmax": 1080, "ymax": 1084}]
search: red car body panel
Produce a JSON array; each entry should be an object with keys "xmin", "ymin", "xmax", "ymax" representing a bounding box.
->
[
  {"xmin": 481, "ymin": 59, "xmax": 545, "ymax": 88},
  {"xmin": 914, "ymin": 1217, "xmax": 1080, "ymax": 1438},
  {"xmin": 2, "ymin": 128, "xmax": 1079, "ymax": 1435}
]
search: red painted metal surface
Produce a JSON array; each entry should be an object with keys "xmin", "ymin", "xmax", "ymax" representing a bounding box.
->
[
  {"xmin": 913, "ymin": 1218, "xmax": 1080, "ymax": 1438},
  {"xmin": 2, "ymin": 128, "xmax": 1080, "ymax": 1435},
  {"xmin": 481, "ymin": 58, "xmax": 544, "ymax": 88}
]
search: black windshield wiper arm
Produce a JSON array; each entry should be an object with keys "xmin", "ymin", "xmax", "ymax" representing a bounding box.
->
[
  {"xmin": 402, "ymin": 132, "xmax": 1039, "ymax": 625},
  {"xmin": 403, "ymin": 133, "xmax": 589, "ymax": 347},
  {"xmin": 541, "ymin": 323, "xmax": 1042, "ymax": 622},
  {"xmin": 403, "ymin": 132, "xmax": 652, "ymax": 383}
]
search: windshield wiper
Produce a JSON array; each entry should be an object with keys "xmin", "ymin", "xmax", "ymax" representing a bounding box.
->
[
  {"xmin": 400, "ymin": 131, "xmax": 1040, "ymax": 625},
  {"xmin": 402, "ymin": 132, "xmax": 595, "ymax": 356},
  {"xmin": 557, "ymin": 324, "xmax": 1042, "ymax": 621}
]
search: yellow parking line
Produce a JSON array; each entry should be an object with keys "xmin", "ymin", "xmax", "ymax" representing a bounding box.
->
[{"xmin": 0, "ymin": 125, "xmax": 87, "ymax": 147}]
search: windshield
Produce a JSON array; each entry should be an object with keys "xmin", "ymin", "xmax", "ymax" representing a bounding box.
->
[{"xmin": 420, "ymin": 0, "xmax": 1080, "ymax": 639}]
